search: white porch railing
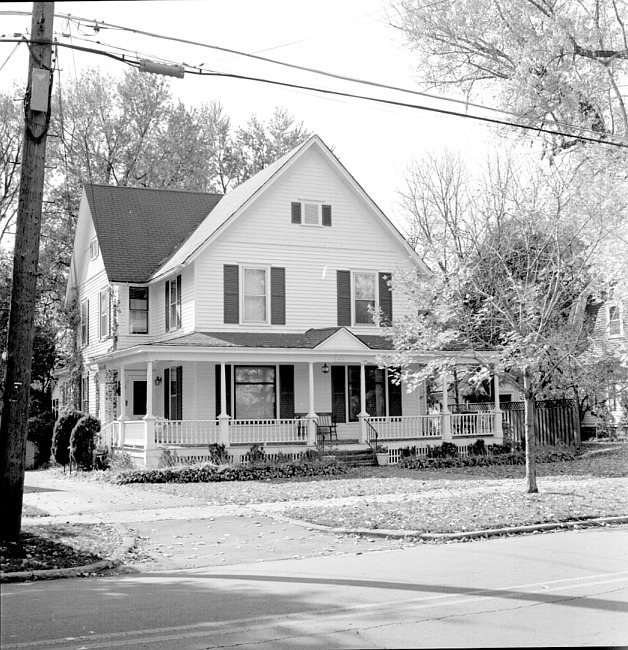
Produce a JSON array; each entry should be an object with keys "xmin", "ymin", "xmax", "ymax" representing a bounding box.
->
[
  {"xmin": 156, "ymin": 419, "xmax": 219, "ymax": 446},
  {"xmin": 451, "ymin": 412, "xmax": 495, "ymax": 436},
  {"xmin": 229, "ymin": 418, "xmax": 306, "ymax": 444},
  {"xmin": 99, "ymin": 421, "xmax": 120, "ymax": 447},
  {"xmin": 367, "ymin": 415, "xmax": 443, "ymax": 440},
  {"xmin": 124, "ymin": 421, "xmax": 147, "ymax": 447}
]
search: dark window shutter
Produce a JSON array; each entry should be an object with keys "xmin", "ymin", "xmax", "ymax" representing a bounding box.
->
[
  {"xmin": 176, "ymin": 275, "xmax": 182, "ymax": 329},
  {"xmin": 175, "ymin": 366, "xmax": 183, "ymax": 420},
  {"xmin": 331, "ymin": 366, "xmax": 346, "ymax": 423},
  {"xmin": 164, "ymin": 282, "xmax": 169, "ymax": 331},
  {"xmin": 291, "ymin": 202, "xmax": 302, "ymax": 224},
  {"xmin": 270, "ymin": 267, "xmax": 286, "ymax": 325},
  {"xmin": 279, "ymin": 365, "xmax": 295, "ymax": 419},
  {"xmin": 388, "ymin": 370, "xmax": 402, "ymax": 416},
  {"xmin": 224, "ymin": 264, "xmax": 239, "ymax": 324},
  {"xmin": 337, "ymin": 270, "xmax": 351, "ymax": 326},
  {"xmin": 164, "ymin": 368, "xmax": 170, "ymax": 419},
  {"xmin": 378, "ymin": 272, "xmax": 393, "ymax": 326},
  {"xmin": 215, "ymin": 364, "xmax": 232, "ymax": 418},
  {"xmin": 322, "ymin": 204, "xmax": 332, "ymax": 227}
]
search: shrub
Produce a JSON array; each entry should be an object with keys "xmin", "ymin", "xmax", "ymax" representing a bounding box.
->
[
  {"xmin": 248, "ymin": 443, "xmax": 266, "ymax": 464},
  {"xmin": 208, "ymin": 443, "xmax": 229, "ymax": 464},
  {"xmin": 69, "ymin": 414, "xmax": 101, "ymax": 470},
  {"xmin": 52, "ymin": 410, "xmax": 84, "ymax": 468},
  {"xmin": 468, "ymin": 439, "xmax": 486, "ymax": 456},
  {"xmin": 108, "ymin": 457, "xmax": 348, "ymax": 485},
  {"xmin": 159, "ymin": 448, "xmax": 179, "ymax": 467},
  {"xmin": 428, "ymin": 442, "xmax": 458, "ymax": 458},
  {"xmin": 27, "ymin": 411, "xmax": 56, "ymax": 468}
]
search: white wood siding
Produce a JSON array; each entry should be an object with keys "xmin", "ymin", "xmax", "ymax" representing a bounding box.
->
[{"xmin": 194, "ymin": 147, "xmax": 416, "ymax": 332}]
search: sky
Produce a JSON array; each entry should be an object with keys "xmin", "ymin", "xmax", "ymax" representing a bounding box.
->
[{"xmin": 0, "ymin": 0, "xmax": 503, "ymax": 231}]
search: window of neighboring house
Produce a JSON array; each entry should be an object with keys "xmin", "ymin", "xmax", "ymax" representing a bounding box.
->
[
  {"xmin": 81, "ymin": 375, "xmax": 89, "ymax": 414},
  {"xmin": 80, "ymin": 300, "xmax": 89, "ymax": 346},
  {"xmin": 291, "ymin": 202, "xmax": 332, "ymax": 227},
  {"xmin": 243, "ymin": 267, "xmax": 268, "ymax": 323},
  {"xmin": 353, "ymin": 272, "xmax": 376, "ymax": 324},
  {"xmin": 89, "ymin": 238, "xmax": 99, "ymax": 260},
  {"xmin": 129, "ymin": 286, "xmax": 149, "ymax": 334},
  {"xmin": 165, "ymin": 275, "xmax": 181, "ymax": 332},
  {"xmin": 234, "ymin": 366, "xmax": 276, "ymax": 419},
  {"xmin": 99, "ymin": 288, "xmax": 110, "ymax": 339},
  {"xmin": 608, "ymin": 304, "xmax": 623, "ymax": 338}
]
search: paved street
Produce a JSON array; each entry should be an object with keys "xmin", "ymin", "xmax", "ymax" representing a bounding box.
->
[
  {"xmin": 2, "ymin": 527, "xmax": 627, "ymax": 648},
  {"xmin": 2, "ymin": 472, "xmax": 627, "ymax": 648}
]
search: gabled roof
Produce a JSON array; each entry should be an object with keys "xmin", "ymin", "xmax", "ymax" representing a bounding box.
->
[
  {"xmin": 84, "ymin": 185, "xmax": 222, "ymax": 283},
  {"xmin": 145, "ymin": 328, "xmax": 394, "ymax": 350}
]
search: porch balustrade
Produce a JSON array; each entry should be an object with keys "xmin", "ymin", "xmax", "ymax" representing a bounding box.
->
[
  {"xmin": 124, "ymin": 421, "xmax": 147, "ymax": 447},
  {"xmin": 450, "ymin": 412, "xmax": 495, "ymax": 437},
  {"xmin": 367, "ymin": 415, "xmax": 443, "ymax": 440},
  {"xmin": 156, "ymin": 419, "xmax": 220, "ymax": 446},
  {"xmin": 229, "ymin": 418, "xmax": 306, "ymax": 445}
]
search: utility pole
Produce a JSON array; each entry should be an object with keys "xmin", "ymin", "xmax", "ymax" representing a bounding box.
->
[{"xmin": 0, "ymin": 2, "xmax": 54, "ymax": 542}]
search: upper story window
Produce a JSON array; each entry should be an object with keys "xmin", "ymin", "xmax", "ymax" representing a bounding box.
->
[
  {"xmin": 243, "ymin": 267, "xmax": 267, "ymax": 323},
  {"xmin": 129, "ymin": 286, "xmax": 149, "ymax": 334},
  {"xmin": 337, "ymin": 270, "xmax": 393, "ymax": 327},
  {"xmin": 80, "ymin": 300, "xmax": 89, "ymax": 346},
  {"xmin": 291, "ymin": 201, "xmax": 332, "ymax": 227},
  {"xmin": 89, "ymin": 238, "xmax": 99, "ymax": 260},
  {"xmin": 608, "ymin": 304, "xmax": 623, "ymax": 338},
  {"xmin": 353, "ymin": 272, "xmax": 376, "ymax": 324},
  {"xmin": 165, "ymin": 275, "xmax": 182, "ymax": 332},
  {"xmin": 224, "ymin": 265, "xmax": 285, "ymax": 326},
  {"xmin": 99, "ymin": 288, "xmax": 110, "ymax": 339}
]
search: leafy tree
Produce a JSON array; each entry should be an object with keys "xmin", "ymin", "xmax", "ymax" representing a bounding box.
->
[
  {"xmin": 389, "ymin": 0, "xmax": 628, "ymax": 148},
  {"xmin": 0, "ymin": 87, "xmax": 23, "ymax": 245},
  {"xmin": 51, "ymin": 410, "xmax": 83, "ymax": 469},
  {"xmin": 384, "ymin": 153, "xmax": 628, "ymax": 492}
]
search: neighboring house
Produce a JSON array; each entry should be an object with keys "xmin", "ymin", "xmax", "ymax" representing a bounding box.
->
[
  {"xmin": 581, "ymin": 297, "xmax": 628, "ymax": 439},
  {"xmin": 61, "ymin": 135, "xmax": 504, "ymax": 466}
]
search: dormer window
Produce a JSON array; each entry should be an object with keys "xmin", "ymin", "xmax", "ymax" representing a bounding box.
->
[
  {"xmin": 291, "ymin": 202, "xmax": 332, "ymax": 227},
  {"xmin": 89, "ymin": 238, "xmax": 99, "ymax": 260}
]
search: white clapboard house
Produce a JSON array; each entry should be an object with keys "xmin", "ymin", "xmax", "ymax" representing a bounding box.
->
[{"xmin": 63, "ymin": 135, "xmax": 503, "ymax": 466}]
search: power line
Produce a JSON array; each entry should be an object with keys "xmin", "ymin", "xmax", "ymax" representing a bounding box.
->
[{"xmin": 5, "ymin": 36, "xmax": 625, "ymax": 149}]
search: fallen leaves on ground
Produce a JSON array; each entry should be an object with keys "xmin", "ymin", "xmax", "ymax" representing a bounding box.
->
[{"xmin": 0, "ymin": 524, "xmax": 122, "ymax": 576}]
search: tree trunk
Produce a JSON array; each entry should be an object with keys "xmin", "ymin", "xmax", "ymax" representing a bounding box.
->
[
  {"xmin": 0, "ymin": 2, "xmax": 54, "ymax": 542},
  {"xmin": 523, "ymin": 367, "xmax": 538, "ymax": 493}
]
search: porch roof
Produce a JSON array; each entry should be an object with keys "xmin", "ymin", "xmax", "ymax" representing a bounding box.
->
[{"xmin": 145, "ymin": 328, "xmax": 394, "ymax": 350}]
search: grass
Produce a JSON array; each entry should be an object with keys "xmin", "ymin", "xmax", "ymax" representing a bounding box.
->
[{"xmin": 1, "ymin": 441, "xmax": 626, "ymax": 577}]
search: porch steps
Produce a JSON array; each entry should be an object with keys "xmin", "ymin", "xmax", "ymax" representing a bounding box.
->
[{"xmin": 325, "ymin": 445, "xmax": 377, "ymax": 467}]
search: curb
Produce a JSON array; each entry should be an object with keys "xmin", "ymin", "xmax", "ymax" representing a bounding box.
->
[
  {"xmin": 277, "ymin": 514, "xmax": 628, "ymax": 541},
  {"xmin": 0, "ymin": 527, "xmax": 136, "ymax": 583}
]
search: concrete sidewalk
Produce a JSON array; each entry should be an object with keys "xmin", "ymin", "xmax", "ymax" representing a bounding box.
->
[{"xmin": 18, "ymin": 470, "xmax": 420, "ymax": 576}]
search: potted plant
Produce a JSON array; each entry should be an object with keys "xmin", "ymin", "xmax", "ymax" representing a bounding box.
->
[{"xmin": 374, "ymin": 444, "xmax": 389, "ymax": 466}]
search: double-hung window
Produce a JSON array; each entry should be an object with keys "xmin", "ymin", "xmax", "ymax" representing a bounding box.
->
[
  {"xmin": 89, "ymin": 238, "xmax": 99, "ymax": 260},
  {"xmin": 165, "ymin": 275, "xmax": 181, "ymax": 332},
  {"xmin": 80, "ymin": 300, "xmax": 89, "ymax": 346},
  {"xmin": 353, "ymin": 272, "xmax": 376, "ymax": 324},
  {"xmin": 234, "ymin": 366, "xmax": 276, "ymax": 419},
  {"xmin": 129, "ymin": 286, "xmax": 149, "ymax": 334},
  {"xmin": 608, "ymin": 304, "xmax": 623, "ymax": 338},
  {"xmin": 99, "ymin": 289, "xmax": 110, "ymax": 339},
  {"xmin": 243, "ymin": 267, "xmax": 267, "ymax": 323}
]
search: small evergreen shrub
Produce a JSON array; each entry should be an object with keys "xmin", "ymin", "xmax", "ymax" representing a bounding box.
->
[
  {"xmin": 69, "ymin": 414, "xmax": 101, "ymax": 470},
  {"xmin": 27, "ymin": 411, "xmax": 56, "ymax": 468},
  {"xmin": 52, "ymin": 410, "xmax": 84, "ymax": 468},
  {"xmin": 248, "ymin": 443, "xmax": 266, "ymax": 464},
  {"xmin": 428, "ymin": 442, "xmax": 459, "ymax": 458},
  {"xmin": 468, "ymin": 439, "xmax": 486, "ymax": 456},
  {"xmin": 208, "ymin": 443, "xmax": 229, "ymax": 464}
]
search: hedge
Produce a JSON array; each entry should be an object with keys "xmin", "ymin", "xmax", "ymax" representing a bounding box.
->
[{"xmin": 108, "ymin": 459, "xmax": 348, "ymax": 485}]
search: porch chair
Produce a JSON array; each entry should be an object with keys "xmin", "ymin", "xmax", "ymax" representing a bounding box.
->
[{"xmin": 315, "ymin": 412, "xmax": 338, "ymax": 446}]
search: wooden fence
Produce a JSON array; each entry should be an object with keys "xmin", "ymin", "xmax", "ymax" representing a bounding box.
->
[{"xmin": 451, "ymin": 399, "xmax": 580, "ymax": 447}]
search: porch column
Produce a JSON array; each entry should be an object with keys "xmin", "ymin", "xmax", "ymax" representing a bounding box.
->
[
  {"xmin": 306, "ymin": 362, "xmax": 317, "ymax": 445},
  {"xmin": 143, "ymin": 360, "xmax": 156, "ymax": 450},
  {"xmin": 493, "ymin": 372, "xmax": 504, "ymax": 443},
  {"xmin": 117, "ymin": 366, "xmax": 126, "ymax": 448},
  {"xmin": 218, "ymin": 362, "xmax": 230, "ymax": 447},
  {"xmin": 358, "ymin": 362, "xmax": 369, "ymax": 444},
  {"xmin": 441, "ymin": 373, "xmax": 452, "ymax": 442}
]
